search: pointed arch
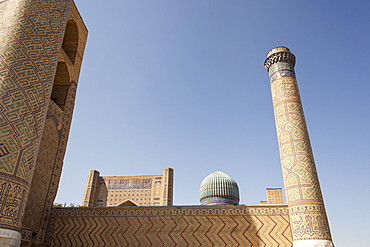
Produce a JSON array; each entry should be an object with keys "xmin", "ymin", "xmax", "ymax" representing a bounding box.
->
[
  {"xmin": 50, "ymin": 62, "xmax": 70, "ymax": 110},
  {"xmin": 118, "ymin": 200, "xmax": 138, "ymax": 207},
  {"xmin": 62, "ymin": 19, "xmax": 78, "ymax": 64}
]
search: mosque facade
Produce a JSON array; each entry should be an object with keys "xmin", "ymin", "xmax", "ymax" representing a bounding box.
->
[
  {"xmin": 0, "ymin": 1, "xmax": 334, "ymax": 246},
  {"xmin": 82, "ymin": 168, "xmax": 174, "ymax": 207}
]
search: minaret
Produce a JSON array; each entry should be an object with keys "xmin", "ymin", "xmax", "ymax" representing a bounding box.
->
[
  {"xmin": 82, "ymin": 170, "xmax": 101, "ymax": 207},
  {"xmin": 162, "ymin": 168, "xmax": 174, "ymax": 206},
  {"xmin": 264, "ymin": 47, "xmax": 334, "ymax": 247}
]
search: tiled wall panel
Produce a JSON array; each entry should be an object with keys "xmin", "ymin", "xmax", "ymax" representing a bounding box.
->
[{"xmin": 46, "ymin": 205, "xmax": 292, "ymax": 246}]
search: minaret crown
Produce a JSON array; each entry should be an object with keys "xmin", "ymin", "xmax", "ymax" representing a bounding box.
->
[{"xmin": 264, "ymin": 46, "xmax": 296, "ymax": 71}]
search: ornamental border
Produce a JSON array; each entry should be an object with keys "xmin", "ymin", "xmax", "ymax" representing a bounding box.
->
[
  {"xmin": 264, "ymin": 52, "xmax": 296, "ymax": 71},
  {"xmin": 51, "ymin": 205, "xmax": 289, "ymax": 218}
]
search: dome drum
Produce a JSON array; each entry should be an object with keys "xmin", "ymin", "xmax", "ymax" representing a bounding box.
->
[{"xmin": 200, "ymin": 196, "xmax": 239, "ymax": 206}]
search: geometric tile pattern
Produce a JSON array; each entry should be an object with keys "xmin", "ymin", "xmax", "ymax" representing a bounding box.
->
[
  {"xmin": 264, "ymin": 48, "xmax": 332, "ymax": 242},
  {"xmin": 0, "ymin": 0, "xmax": 71, "ymax": 232},
  {"xmin": 106, "ymin": 189, "xmax": 152, "ymax": 206},
  {"xmin": 266, "ymin": 188, "xmax": 284, "ymax": 204},
  {"xmin": 45, "ymin": 205, "xmax": 292, "ymax": 247},
  {"xmin": 19, "ymin": 6, "xmax": 90, "ymax": 241},
  {"xmin": 19, "ymin": 1, "xmax": 88, "ymax": 244},
  {"xmin": 21, "ymin": 80, "xmax": 79, "ymax": 244},
  {"xmin": 21, "ymin": 114, "xmax": 60, "ymax": 240},
  {"xmin": 36, "ymin": 81, "xmax": 78, "ymax": 243}
]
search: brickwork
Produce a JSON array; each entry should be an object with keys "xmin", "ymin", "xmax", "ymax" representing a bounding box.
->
[
  {"xmin": 0, "ymin": 0, "xmax": 74, "ymax": 239},
  {"xmin": 260, "ymin": 188, "xmax": 284, "ymax": 205},
  {"xmin": 81, "ymin": 170, "xmax": 100, "ymax": 207},
  {"xmin": 45, "ymin": 205, "xmax": 292, "ymax": 247},
  {"xmin": 266, "ymin": 188, "xmax": 284, "ymax": 204},
  {"xmin": 21, "ymin": 116, "xmax": 60, "ymax": 240},
  {"xmin": 0, "ymin": 2, "xmax": 334, "ymax": 246},
  {"xmin": 265, "ymin": 47, "xmax": 333, "ymax": 244},
  {"xmin": 18, "ymin": 2, "xmax": 88, "ymax": 246},
  {"xmin": 162, "ymin": 167, "xmax": 173, "ymax": 206}
]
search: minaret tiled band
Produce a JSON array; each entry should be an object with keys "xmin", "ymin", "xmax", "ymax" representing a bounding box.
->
[{"xmin": 265, "ymin": 47, "xmax": 334, "ymax": 247}]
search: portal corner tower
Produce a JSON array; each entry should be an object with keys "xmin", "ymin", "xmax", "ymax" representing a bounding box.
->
[
  {"xmin": 264, "ymin": 47, "xmax": 334, "ymax": 247},
  {"xmin": 0, "ymin": 1, "xmax": 87, "ymax": 246}
]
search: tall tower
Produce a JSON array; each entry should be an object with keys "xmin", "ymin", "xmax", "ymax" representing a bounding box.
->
[
  {"xmin": 162, "ymin": 167, "xmax": 174, "ymax": 206},
  {"xmin": 0, "ymin": 1, "xmax": 87, "ymax": 246},
  {"xmin": 82, "ymin": 170, "xmax": 101, "ymax": 207},
  {"xmin": 264, "ymin": 47, "xmax": 334, "ymax": 247}
]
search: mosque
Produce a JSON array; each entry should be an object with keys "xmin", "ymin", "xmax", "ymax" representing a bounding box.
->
[
  {"xmin": 82, "ymin": 168, "xmax": 281, "ymax": 207},
  {"xmin": 0, "ymin": 1, "xmax": 334, "ymax": 246}
]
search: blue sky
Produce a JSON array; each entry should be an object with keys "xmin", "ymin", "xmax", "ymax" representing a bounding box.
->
[{"xmin": 56, "ymin": 1, "xmax": 370, "ymax": 246}]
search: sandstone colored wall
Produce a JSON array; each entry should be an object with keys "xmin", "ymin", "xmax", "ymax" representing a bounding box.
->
[{"xmin": 45, "ymin": 205, "xmax": 292, "ymax": 246}]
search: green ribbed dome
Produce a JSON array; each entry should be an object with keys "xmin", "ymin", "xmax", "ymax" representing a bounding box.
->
[{"xmin": 199, "ymin": 171, "xmax": 239, "ymax": 205}]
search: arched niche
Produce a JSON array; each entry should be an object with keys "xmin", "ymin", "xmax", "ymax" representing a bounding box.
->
[
  {"xmin": 50, "ymin": 62, "xmax": 70, "ymax": 110},
  {"xmin": 118, "ymin": 200, "xmax": 137, "ymax": 207},
  {"xmin": 62, "ymin": 20, "xmax": 78, "ymax": 64}
]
